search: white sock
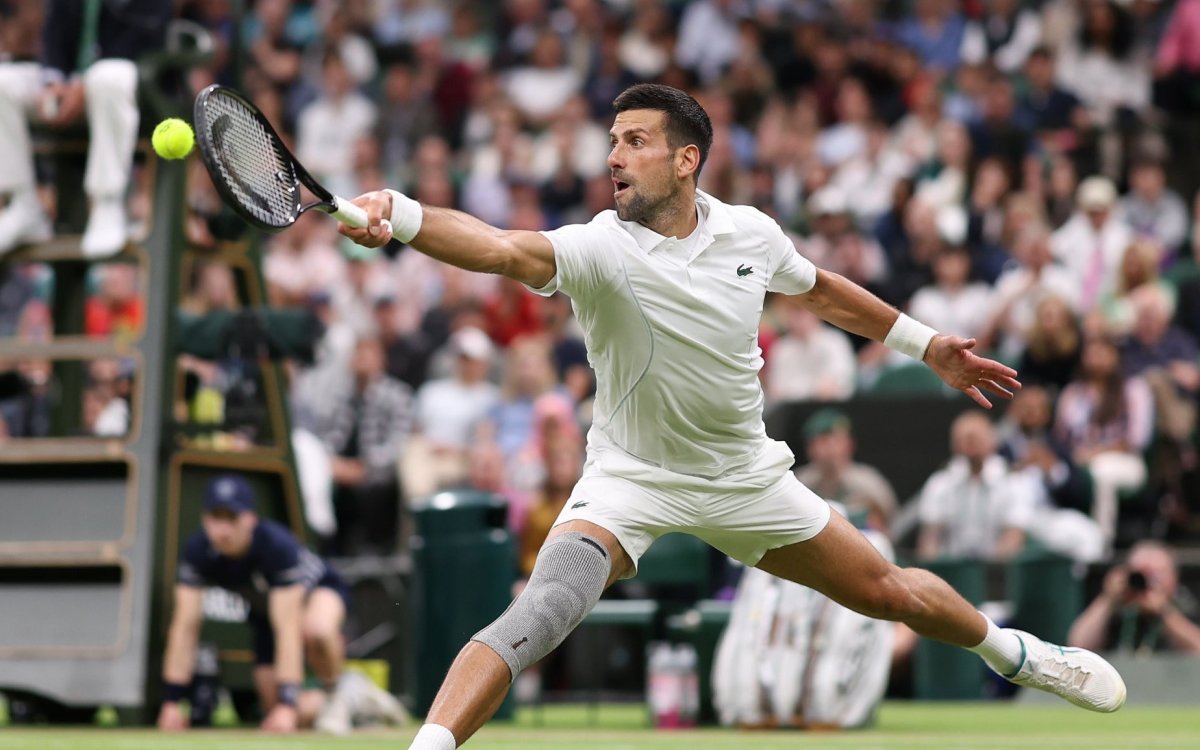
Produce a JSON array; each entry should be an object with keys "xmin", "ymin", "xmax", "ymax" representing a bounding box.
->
[
  {"xmin": 409, "ymin": 723, "xmax": 457, "ymax": 750},
  {"xmin": 967, "ymin": 612, "xmax": 1025, "ymax": 676}
]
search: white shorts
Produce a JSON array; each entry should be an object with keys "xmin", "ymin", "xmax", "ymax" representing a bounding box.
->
[{"xmin": 552, "ymin": 461, "xmax": 832, "ymax": 577}]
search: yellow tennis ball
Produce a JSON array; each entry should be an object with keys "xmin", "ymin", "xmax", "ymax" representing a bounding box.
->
[{"xmin": 152, "ymin": 118, "xmax": 195, "ymax": 160}]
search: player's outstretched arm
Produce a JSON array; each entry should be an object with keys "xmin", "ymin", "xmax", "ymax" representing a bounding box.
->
[
  {"xmin": 337, "ymin": 189, "xmax": 556, "ymax": 289},
  {"xmin": 795, "ymin": 269, "xmax": 1021, "ymax": 408}
]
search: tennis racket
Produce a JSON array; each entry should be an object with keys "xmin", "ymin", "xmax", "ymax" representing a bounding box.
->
[{"xmin": 193, "ymin": 83, "xmax": 390, "ymax": 234}]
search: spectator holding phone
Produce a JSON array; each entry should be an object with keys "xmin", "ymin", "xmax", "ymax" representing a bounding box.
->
[{"xmin": 1068, "ymin": 541, "xmax": 1200, "ymax": 655}]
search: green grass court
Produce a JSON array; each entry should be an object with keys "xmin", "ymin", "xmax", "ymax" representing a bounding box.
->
[{"xmin": 1, "ymin": 703, "xmax": 1197, "ymax": 750}]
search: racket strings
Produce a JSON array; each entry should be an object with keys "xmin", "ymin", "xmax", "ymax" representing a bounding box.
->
[{"xmin": 199, "ymin": 93, "xmax": 297, "ymax": 228}]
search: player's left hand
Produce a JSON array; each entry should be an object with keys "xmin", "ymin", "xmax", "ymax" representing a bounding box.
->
[
  {"xmin": 261, "ymin": 704, "xmax": 299, "ymax": 733},
  {"xmin": 923, "ymin": 335, "xmax": 1021, "ymax": 409}
]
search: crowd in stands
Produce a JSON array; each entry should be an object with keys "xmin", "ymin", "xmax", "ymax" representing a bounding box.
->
[{"xmin": 3, "ymin": 0, "xmax": 1200, "ymax": 568}]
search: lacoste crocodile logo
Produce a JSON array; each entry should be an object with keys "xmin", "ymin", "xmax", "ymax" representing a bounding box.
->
[
  {"xmin": 737, "ymin": 264, "xmax": 754, "ymax": 277},
  {"xmin": 571, "ymin": 501, "xmax": 590, "ymax": 510}
]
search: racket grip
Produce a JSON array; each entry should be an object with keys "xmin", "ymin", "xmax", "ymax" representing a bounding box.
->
[{"xmin": 331, "ymin": 196, "xmax": 393, "ymax": 235}]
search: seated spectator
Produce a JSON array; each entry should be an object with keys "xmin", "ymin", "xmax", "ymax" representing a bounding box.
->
[
  {"xmin": 487, "ymin": 335, "xmax": 565, "ymax": 460},
  {"xmin": 1095, "ymin": 238, "xmax": 1170, "ymax": 338},
  {"xmin": 1068, "ymin": 541, "xmax": 1200, "ymax": 654},
  {"xmin": 85, "ymin": 264, "xmax": 143, "ymax": 339},
  {"xmin": 0, "ymin": 0, "xmax": 169, "ymax": 258},
  {"xmin": 1055, "ymin": 0, "xmax": 1150, "ymax": 130},
  {"xmin": 538, "ymin": 293, "xmax": 592, "ymax": 408},
  {"xmin": 83, "ymin": 358, "xmax": 132, "ymax": 437},
  {"xmin": 518, "ymin": 436, "xmax": 584, "ymax": 579},
  {"xmin": 504, "ymin": 29, "xmax": 582, "ymax": 127},
  {"xmin": 1019, "ymin": 46, "xmax": 1086, "ymax": 155},
  {"xmin": 997, "ymin": 385, "xmax": 1092, "ymax": 515},
  {"xmin": 1018, "ymin": 294, "xmax": 1083, "ymax": 392},
  {"xmin": 295, "ymin": 49, "xmax": 377, "ymax": 200},
  {"xmin": 1055, "ymin": 336, "xmax": 1154, "ymax": 551},
  {"xmin": 1120, "ymin": 285, "xmax": 1199, "ymax": 444},
  {"xmin": 1116, "ymin": 157, "xmax": 1188, "ymax": 257},
  {"xmin": 960, "ymin": 0, "xmax": 1043, "ymax": 73},
  {"xmin": 763, "ymin": 298, "xmax": 856, "ymax": 404},
  {"xmin": 793, "ymin": 409, "xmax": 897, "ymax": 532},
  {"xmin": 801, "ymin": 187, "xmax": 888, "ymax": 288},
  {"xmin": 985, "ymin": 224, "xmax": 1079, "ymax": 360},
  {"xmin": 917, "ymin": 411, "xmax": 1036, "ymax": 562},
  {"xmin": 906, "ymin": 244, "xmax": 994, "ymax": 344},
  {"xmin": 894, "ymin": 0, "xmax": 967, "ymax": 74},
  {"xmin": 310, "ymin": 337, "xmax": 413, "ymax": 556},
  {"xmin": 1050, "ymin": 176, "xmax": 1134, "ymax": 312},
  {"xmin": 405, "ymin": 327, "xmax": 501, "ymax": 498}
]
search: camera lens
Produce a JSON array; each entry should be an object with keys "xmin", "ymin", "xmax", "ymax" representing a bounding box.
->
[{"xmin": 1128, "ymin": 571, "xmax": 1148, "ymax": 591}]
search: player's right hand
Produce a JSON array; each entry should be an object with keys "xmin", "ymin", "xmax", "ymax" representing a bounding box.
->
[
  {"xmin": 338, "ymin": 190, "xmax": 394, "ymax": 249},
  {"xmin": 157, "ymin": 702, "xmax": 189, "ymax": 731}
]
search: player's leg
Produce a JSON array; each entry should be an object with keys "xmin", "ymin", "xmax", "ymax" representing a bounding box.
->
[
  {"xmin": 411, "ymin": 519, "xmax": 633, "ymax": 750},
  {"xmin": 756, "ymin": 510, "xmax": 1126, "ymax": 712}
]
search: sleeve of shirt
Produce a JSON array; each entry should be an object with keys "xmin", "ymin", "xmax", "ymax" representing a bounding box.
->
[
  {"xmin": 259, "ymin": 524, "xmax": 320, "ymax": 589},
  {"xmin": 529, "ymin": 219, "xmax": 621, "ymax": 300},
  {"xmin": 176, "ymin": 533, "xmax": 210, "ymax": 588},
  {"xmin": 766, "ymin": 223, "xmax": 818, "ymax": 295}
]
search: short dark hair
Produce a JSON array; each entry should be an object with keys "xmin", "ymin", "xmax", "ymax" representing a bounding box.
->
[{"xmin": 612, "ymin": 83, "xmax": 713, "ymax": 179}]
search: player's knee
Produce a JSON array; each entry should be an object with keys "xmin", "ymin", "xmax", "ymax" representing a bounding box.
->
[
  {"xmin": 472, "ymin": 532, "xmax": 611, "ymax": 680},
  {"xmin": 83, "ymin": 59, "xmax": 137, "ymax": 99}
]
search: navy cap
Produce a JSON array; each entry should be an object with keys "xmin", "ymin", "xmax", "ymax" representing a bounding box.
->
[{"xmin": 203, "ymin": 474, "xmax": 255, "ymax": 514}]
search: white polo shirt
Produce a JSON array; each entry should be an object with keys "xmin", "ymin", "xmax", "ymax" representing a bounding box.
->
[{"xmin": 531, "ymin": 190, "xmax": 817, "ymax": 481}]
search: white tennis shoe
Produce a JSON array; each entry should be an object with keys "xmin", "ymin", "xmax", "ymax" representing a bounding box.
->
[{"xmin": 1000, "ymin": 629, "xmax": 1127, "ymax": 712}]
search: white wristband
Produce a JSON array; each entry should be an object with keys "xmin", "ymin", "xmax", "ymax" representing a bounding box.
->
[
  {"xmin": 884, "ymin": 313, "xmax": 938, "ymax": 361},
  {"xmin": 385, "ymin": 189, "xmax": 423, "ymax": 243}
]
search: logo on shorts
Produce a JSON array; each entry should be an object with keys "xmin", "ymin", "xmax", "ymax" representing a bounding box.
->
[
  {"xmin": 511, "ymin": 637, "xmax": 529, "ymax": 650},
  {"xmin": 571, "ymin": 501, "xmax": 590, "ymax": 510},
  {"xmin": 737, "ymin": 264, "xmax": 754, "ymax": 277}
]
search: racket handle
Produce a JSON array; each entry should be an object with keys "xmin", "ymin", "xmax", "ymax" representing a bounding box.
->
[{"xmin": 331, "ymin": 196, "xmax": 393, "ymax": 234}]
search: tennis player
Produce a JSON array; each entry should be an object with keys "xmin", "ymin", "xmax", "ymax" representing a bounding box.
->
[{"xmin": 340, "ymin": 84, "xmax": 1126, "ymax": 750}]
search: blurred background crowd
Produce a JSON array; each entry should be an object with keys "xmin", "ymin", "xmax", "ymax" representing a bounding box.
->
[{"xmin": 4, "ymin": 0, "xmax": 1200, "ymax": 590}]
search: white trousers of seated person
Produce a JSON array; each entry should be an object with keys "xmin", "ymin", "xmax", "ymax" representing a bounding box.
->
[
  {"xmin": 0, "ymin": 59, "xmax": 138, "ymax": 200},
  {"xmin": 1086, "ymin": 451, "xmax": 1147, "ymax": 552}
]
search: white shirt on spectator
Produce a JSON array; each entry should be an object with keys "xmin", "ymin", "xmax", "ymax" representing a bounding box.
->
[
  {"xmin": 296, "ymin": 92, "xmax": 376, "ymax": 198},
  {"xmin": 1116, "ymin": 191, "xmax": 1189, "ymax": 253},
  {"xmin": 504, "ymin": 66, "xmax": 583, "ymax": 122},
  {"xmin": 918, "ymin": 455, "xmax": 1038, "ymax": 560},
  {"xmin": 1050, "ymin": 212, "xmax": 1134, "ymax": 307},
  {"xmin": 960, "ymin": 10, "xmax": 1043, "ymax": 73},
  {"xmin": 907, "ymin": 282, "xmax": 994, "ymax": 341},
  {"xmin": 765, "ymin": 326, "xmax": 857, "ymax": 403},
  {"xmin": 675, "ymin": 0, "xmax": 743, "ymax": 84},
  {"xmin": 988, "ymin": 263, "xmax": 1080, "ymax": 359},
  {"xmin": 414, "ymin": 378, "xmax": 501, "ymax": 450}
]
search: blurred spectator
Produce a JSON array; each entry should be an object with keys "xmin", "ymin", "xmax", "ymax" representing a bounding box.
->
[
  {"xmin": 85, "ymin": 264, "xmax": 143, "ymax": 339},
  {"xmin": 1095, "ymin": 238, "xmax": 1170, "ymax": 337},
  {"xmin": 969, "ymin": 75, "xmax": 1032, "ymax": 174},
  {"xmin": 83, "ymin": 357, "xmax": 131, "ymax": 437},
  {"xmin": 375, "ymin": 0, "xmax": 450, "ymax": 48},
  {"xmin": 917, "ymin": 411, "xmax": 1035, "ymax": 562},
  {"xmin": 263, "ymin": 212, "xmax": 346, "ymax": 308},
  {"xmin": 538, "ymin": 293, "xmax": 592, "ymax": 406},
  {"xmin": 618, "ymin": 1, "xmax": 673, "ymax": 80},
  {"xmin": 406, "ymin": 327, "xmax": 501, "ymax": 498},
  {"xmin": 1119, "ymin": 285, "xmax": 1199, "ymax": 444},
  {"xmin": 0, "ymin": 0, "xmax": 169, "ymax": 257},
  {"xmin": 375, "ymin": 59, "xmax": 438, "ymax": 183},
  {"xmin": 483, "ymin": 277, "xmax": 543, "ymax": 347},
  {"xmin": 985, "ymin": 224, "xmax": 1079, "ymax": 360},
  {"xmin": 830, "ymin": 119, "xmax": 913, "ymax": 230},
  {"xmin": 998, "ymin": 385, "xmax": 1093, "ymax": 515},
  {"xmin": 443, "ymin": 4, "xmax": 496, "ymax": 72},
  {"xmin": 486, "ymin": 334, "xmax": 563, "ymax": 460},
  {"xmin": 801, "ymin": 186, "xmax": 888, "ymax": 287},
  {"xmin": 1051, "ymin": 176, "xmax": 1134, "ymax": 311},
  {"xmin": 964, "ymin": 157, "xmax": 1014, "ymax": 283},
  {"xmin": 518, "ymin": 436, "xmax": 585, "ymax": 578},
  {"xmin": 1116, "ymin": 157, "xmax": 1188, "ymax": 257},
  {"xmin": 1018, "ymin": 294, "xmax": 1083, "ymax": 392},
  {"xmin": 675, "ymin": 0, "xmax": 743, "ymax": 85},
  {"xmin": 894, "ymin": 0, "xmax": 967, "ymax": 74},
  {"xmin": 1055, "ymin": 336, "xmax": 1154, "ymax": 550},
  {"xmin": 793, "ymin": 408, "xmax": 897, "ymax": 532},
  {"xmin": 332, "ymin": 240, "xmax": 390, "ymax": 339},
  {"xmin": 817, "ymin": 78, "xmax": 872, "ymax": 169},
  {"xmin": 1020, "ymin": 46, "xmax": 1087, "ymax": 155},
  {"xmin": 506, "ymin": 391, "xmax": 582, "ymax": 529},
  {"xmin": 1069, "ymin": 541, "xmax": 1200, "ymax": 654},
  {"xmin": 504, "ymin": 28, "xmax": 581, "ymax": 127},
  {"xmin": 906, "ymin": 244, "xmax": 994, "ymax": 344},
  {"xmin": 296, "ymin": 50, "xmax": 377, "ymax": 199},
  {"xmin": 960, "ymin": 0, "xmax": 1043, "ymax": 74},
  {"xmin": 914, "ymin": 119, "xmax": 972, "ymax": 210},
  {"xmin": 1055, "ymin": 0, "xmax": 1150, "ymax": 131},
  {"xmin": 763, "ymin": 297, "xmax": 856, "ymax": 404},
  {"xmin": 310, "ymin": 336, "xmax": 413, "ymax": 556}
]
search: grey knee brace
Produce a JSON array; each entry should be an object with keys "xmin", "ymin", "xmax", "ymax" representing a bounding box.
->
[{"xmin": 472, "ymin": 532, "xmax": 611, "ymax": 680}]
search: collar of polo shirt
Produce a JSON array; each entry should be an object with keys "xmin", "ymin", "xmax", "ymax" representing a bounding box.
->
[{"xmin": 618, "ymin": 190, "xmax": 738, "ymax": 262}]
